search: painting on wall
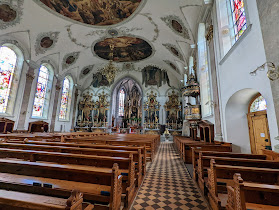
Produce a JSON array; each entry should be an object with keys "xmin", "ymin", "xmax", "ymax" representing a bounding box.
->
[
  {"xmin": 0, "ymin": 4, "xmax": 16, "ymax": 22},
  {"xmin": 94, "ymin": 36, "xmax": 153, "ymax": 62},
  {"xmin": 39, "ymin": 0, "xmax": 142, "ymax": 26},
  {"xmin": 91, "ymin": 72, "xmax": 110, "ymax": 88},
  {"xmin": 142, "ymin": 66, "xmax": 170, "ymax": 88}
]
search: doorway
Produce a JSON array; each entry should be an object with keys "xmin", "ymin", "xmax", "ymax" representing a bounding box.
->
[{"xmin": 247, "ymin": 94, "xmax": 271, "ymax": 154}]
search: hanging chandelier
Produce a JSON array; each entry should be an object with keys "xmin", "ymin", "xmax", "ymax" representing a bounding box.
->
[{"xmin": 100, "ymin": 44, "xmax": 119, "ymax": 84}]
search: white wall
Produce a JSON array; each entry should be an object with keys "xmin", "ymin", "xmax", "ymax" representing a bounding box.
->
[{"xmin": 213, "ymin": 0, "xmax": 278, "ymax": 151}]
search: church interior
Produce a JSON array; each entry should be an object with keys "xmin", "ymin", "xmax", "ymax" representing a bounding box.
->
[{"xmin": 0, "ymin": 0, "xmax": 278, "ymax": 209}]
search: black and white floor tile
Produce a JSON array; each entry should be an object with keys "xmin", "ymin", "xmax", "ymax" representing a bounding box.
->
[{"xmin": 131, "ymin": 142, "xmax": 209, "ymax": 210}]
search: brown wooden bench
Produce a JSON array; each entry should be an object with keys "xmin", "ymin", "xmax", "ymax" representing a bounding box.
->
[
  {"xmin": 226, "ymin": 173, "xmax": 279, "ymax": 210},
  {"xmin": 191, "ymin": 149, "xmax": 266, "ymax": 181},
  {"xmin": 18, "ymin": 140, "xmax": 148, "ymax": 175},
  {"xmin": 183, "ymin": 143, "xmax": 232, "ymax": 163},
  {"xmin": 262, "ymin": 149, "xmax": 279, "ymax": 161},
  {"xmin": 0, "ymin": 147, "xmax": 136, "ymax": 207},
  {"xmin": 0, "ymin": 142, "xmax": 143, "ymax": 187},
  {"xmin": 61, "ymin": 134, "xmax": 160, "ymax": 161},
  {"xmin": 0, "ymin": 159, "xmax": 122, "ymax": 210},
  {"xmin": 63, "ymin": 138, "xmax": 156, "ymax": 161},
  {"xmin": 207, "ymin": 159, "xmax": 279, "ymax": 210},
  {"xmin": 198, "ymin": 154, "xmax": 278, "ymax": 195},
  {"xmin": 0, "ymin": 189, "xmax": 94, "ymax": 210}
]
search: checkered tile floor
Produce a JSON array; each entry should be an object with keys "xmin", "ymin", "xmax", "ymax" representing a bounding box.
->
[{"xmin": 131, "ymin": 142, "xmax": 209, "ymax": 210}]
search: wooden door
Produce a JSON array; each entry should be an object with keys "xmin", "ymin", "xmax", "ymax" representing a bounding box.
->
[{"xmin": 247, "ymin": 110, "xmax": 271, "ymax": 154}]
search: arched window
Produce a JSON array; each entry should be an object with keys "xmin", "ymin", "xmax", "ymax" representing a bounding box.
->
[
  {"xmin": 230, "ymin": 0, "xmax": 247, "ymax": 41},
  {"xmin": 249, "ymin": 94, "xmax": 267, "ymax": 113},
  {"xmin": 216, "ymin": 0, "xmax": 248, "ymax": 55},
  {"xmin": 118, "ymin": 89, "xmax": 125, "ymax": 117},
  {"xmin": 198, "ymin": 23, "xmax": 212, "ymax": 117},
  {"xmin": 59, "ymin": 76, "xmax": 73, "ymax": 120},
  {"xmin": 0, "ymin": 46, "xmax": 17, "ymax": 113},
  {"xmin": 32, "ymin": 65, "xmax": 53, "ymax": 118}
]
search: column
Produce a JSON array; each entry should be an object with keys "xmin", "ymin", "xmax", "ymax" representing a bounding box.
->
[
  {"xmin": 49, "ymin": 79, "xmax": 61, "ymax": 132},
  {"xmin": 17, "ymin": 68, "xmax": 35, "ymax": 130},
  {"xmin": 256, "ymin": 0, "xmax": 279, "ymax": 151},
  {"xmin": 71, "ymin": 88, "xmax": 79, "ymax": 130},
  {"xmin": 206, "ymin": 24, "xmax": 223, "ymax": 141}
]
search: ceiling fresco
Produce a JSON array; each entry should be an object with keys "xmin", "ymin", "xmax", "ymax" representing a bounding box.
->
[
  {"xmin": 93, "ymin": 36, "xmax": 153, "ymax": 62},
  {"xmin": 39, "ymin": 0, "xmax": 143, "ymax": 26},
  {"xmin": 0, "ymin": 0, "xmax": 207, "ymax": 87}
]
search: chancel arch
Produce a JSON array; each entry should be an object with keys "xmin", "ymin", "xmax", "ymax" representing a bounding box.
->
[{"xmin": 110, "ymin": 76, "xmax": 143, "ymax": 130}]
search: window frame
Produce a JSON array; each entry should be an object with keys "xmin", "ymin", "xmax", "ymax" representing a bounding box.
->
[
  {"xmin": 118, "ymin": 88, "xmax": 125, "ymax": 117},
  {"xmin": 215, "ymin": 0, "xmax": 252, "ymax": 61},
  {"xmin": 0, "ymin": 43, "xmax": 24, "ymax": 117},
  {"xmin": 248, "ymin": 93, "xmax": 267, "ymax": 113},
  {"xmin": 58, "ymin": 75, "xmax": 74, "ymax": 122},
  {"xmin": 31, "ymin": 64, "xmax": 54, "ymax": 119},
  {"xmin": 197, "ymin": 23, "xmax": 213, "ymax": 118}
]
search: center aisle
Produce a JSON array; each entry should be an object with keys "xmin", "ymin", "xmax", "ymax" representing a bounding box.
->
[{"xmin": 131, "ymin": 142, "xmax": 209, "ymax": 210}]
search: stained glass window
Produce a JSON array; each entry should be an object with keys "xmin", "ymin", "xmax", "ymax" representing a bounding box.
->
[
  {"xmin": 230, "ymin": 0, "xmax": 247, "ymax": 41},
  {"xmin": 0, "ymin": 46, "xmax": 17, "ymax": 113},
  {"xmin": 198, "ymin": 23, "xmax": 212, "ymax": 117},
  {"xmin": 250, "ymin": 96, "xmax": 267, "ymax": 113},
  {"xmin": 119, "ymin": 89, "xmax": 125, "ymax": 117},
  {"xmin": 59, "ymin": 77, "xmax": 71, "ymax": 120},
  {"xmin": 32, "ymin": 66, "xmax": 49, "ymax": 117}
]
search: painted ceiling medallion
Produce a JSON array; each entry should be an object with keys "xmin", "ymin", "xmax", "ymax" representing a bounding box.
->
[
  {"xmin": 39, "ymin": 0, "xmax": 143, "ymax": 26},
  {"xmin": 163, "ymin": 43, "xmax": 184, "ymax": 61},
  {"xmin": 161, "ymin": 15, "xmax": 190, "ymax": 40},
  {"xmin": 164, "ymin": 60, "xmax": 180, "ymax": 74},
  {"xmin": 0, "ymin": 0, "xmax": 23, "ymax": 29},
  {"xmin": 80, "ymin": 65, "xmax": 94, "ymax": 79},
  {"xmin": 93, "ymin": 36, "xmax": 153, "ymax": 62},
  {"xmin": 62, "ymin": 52, "xmax": 80, "ymax": 70},
  {"xmin": 35, "ymin": 32, "xmax": 59, "ymax": 55}
]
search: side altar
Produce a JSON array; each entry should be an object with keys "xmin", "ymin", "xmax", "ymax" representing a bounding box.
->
[{"xmin": 75, "ymin": 91, "xmax": 109, "ymax": 132}]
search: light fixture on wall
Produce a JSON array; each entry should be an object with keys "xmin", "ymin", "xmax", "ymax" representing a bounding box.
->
[
  {"xmin": 100, "ymin": 44, "xmax": 119, "ymax": 84},
  {"xmin": 250, "ymin": 62, "xmax": 279, "ymax": 81}
]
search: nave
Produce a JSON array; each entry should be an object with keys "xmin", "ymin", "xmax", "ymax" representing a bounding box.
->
[{"xmin": 132, "ymin": 142, "xmax": 209, "ymax": 210}]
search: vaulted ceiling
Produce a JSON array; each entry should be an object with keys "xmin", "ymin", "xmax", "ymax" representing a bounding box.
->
[{"xmin": 0, "ymin": 0, "xmax": 211, "ymax": 87}]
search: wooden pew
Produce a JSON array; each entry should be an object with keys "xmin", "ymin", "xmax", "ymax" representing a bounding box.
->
[
  {"xmin": 226, "ymin": 173, "xmax": 279, "ymax": 210},
  {"xmin": 0, "ymin": 147, "xmax": 136, "ymax": 207},
  {"xmin": 0, "ymin": 159, "xmax": 122, "ymax": 210},
  {"xmin": 173, "ymin": 136, "xmax": 232, "ymax": 163},
  {"xmin": 61, "ymin": 134, "xmax": 160, "ymax": 160},
  {"xmin": 198, "ymin": 154, "xmax": 278, "ymax": 194},
  {"xmin": 191, "ymin": 149, "xmax": 266, "ymax": 181},
  {"xmin": 262, "ymin": 149, "xmax": 279, "ymax": 161},
  {"xmin": 0, "ymin": 190, "xmax": 94, "ymax": 210},
  {"xmin": 0, "ymin": 142, "xmax": 143, "ymax": 187},
  {"xmin": 207, "ymin": 159, "xmax": 279, "ymax": 210},
  {"xmin": 183, "ymin": 143, "xmax": 232, "ymax": 163},
  {"xmin": 63, "ymin": 138, "xmax": 156, "ymax": 161},
  {"xmin": 16, "ymin": 140, "xmax": 148, "ymax": 175}
]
